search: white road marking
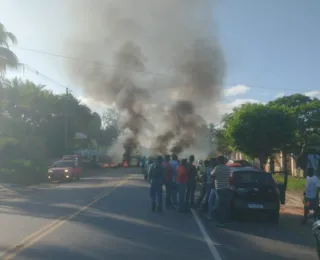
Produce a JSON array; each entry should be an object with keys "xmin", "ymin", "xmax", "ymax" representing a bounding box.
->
[{"xmin": 191, "ymin": 208, "xmax": 222, "ymax": 260}]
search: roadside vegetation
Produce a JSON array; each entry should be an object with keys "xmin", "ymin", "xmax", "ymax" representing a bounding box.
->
[
  {"xmin": 0, "ymin": 78, "xmax": 121, "ymax": 184},
  {"xmin": 273, "ymin": 174, "xmax": 306, "ymax": 191},
  {"xmin": 1, "ymin": 22, "xmax": 319, "ymax": 186},
  {"xmin": 0, "ymin": 23, "xmax": 121, "ymax": 184},
  {"xmin": 215, "ymin": 94, "xmax": 320, "ymax": 177}
]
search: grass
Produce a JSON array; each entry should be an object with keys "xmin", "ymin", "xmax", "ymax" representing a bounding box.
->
[{"xmin": 273, "ymin": 174, "xmax": 306, "ymax": 191}]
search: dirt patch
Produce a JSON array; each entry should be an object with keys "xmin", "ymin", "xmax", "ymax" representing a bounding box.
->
[{"xmin": 281, "ymin": 206, "xmax": 304, "ymax": 216}]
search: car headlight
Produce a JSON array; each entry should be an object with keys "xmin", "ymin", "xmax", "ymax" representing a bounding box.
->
[
  {"xmin": 64, "ymin": 169, "xmax": 68, "ymax": 173},
  {"xmin": 48, "ymin": 170, "xmax": 53, "ymax": 173}
]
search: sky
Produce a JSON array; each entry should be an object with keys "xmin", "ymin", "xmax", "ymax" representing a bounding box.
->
[{"xmin": 0, "ymin": 0, "xmax": 320, "ymax": 116}]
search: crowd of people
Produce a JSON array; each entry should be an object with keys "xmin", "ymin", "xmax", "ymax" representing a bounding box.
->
[{"xmin": 140, "ymin": 154, "xmax": 232, "ymax": 226}]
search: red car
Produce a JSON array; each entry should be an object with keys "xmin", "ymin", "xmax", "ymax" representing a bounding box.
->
[
  {"xmin": 62, "ymin": 154, "xmax": 81, "ymax": 166},
  {"xmin": 48, "ymin": 160, "xmax": 82, "ymax": 181}
]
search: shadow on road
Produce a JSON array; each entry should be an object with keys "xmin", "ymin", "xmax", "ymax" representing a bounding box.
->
[
  {"xmin": 0, "ymin": 169, "xmax": 133, "ymax": 220},
  {"xmin": 0, "ymin": 244, "xmax": 108, "ymax": 260},
  {"xmin": 1, "ymin": 174, "xmax": 213, "ymax": 260},
  {"xmin": 202, "ymin": 208, "xmax": 316, "ymax": 260},
  {"xmin": 0, "ymin": 170, "xmax": 317, "ymax": 260}
]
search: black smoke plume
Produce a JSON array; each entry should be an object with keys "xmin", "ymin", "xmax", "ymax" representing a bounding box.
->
[{"xmin": 65, "ymin": 0, "xmax": 225, "ymax": 159}]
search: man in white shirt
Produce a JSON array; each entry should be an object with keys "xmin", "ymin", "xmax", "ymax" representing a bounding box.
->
[{"xmin": 303, "ymin": 168, "xmax": 320, "ymax": 224}]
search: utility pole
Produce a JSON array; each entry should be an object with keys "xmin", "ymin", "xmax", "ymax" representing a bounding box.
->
[{"xmin": 65, "ymin": 87, "xmax": 69, "ymax": 153}]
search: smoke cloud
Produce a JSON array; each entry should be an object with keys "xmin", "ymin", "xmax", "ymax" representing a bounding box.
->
[{"xmin": 65, "ymin": 0, "xmax": 225, "ymax": 159}]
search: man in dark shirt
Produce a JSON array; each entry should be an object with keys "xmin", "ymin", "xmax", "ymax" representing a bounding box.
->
[
  {"xmin": 186, "ymin": 155, "xmax": 197, "ymax": 207},
  {"xmin": 196, "ymin": 160, "xmax": 209, "ymax": 208},
  {"xmin": 163, "ymin": 154, "xmax": 174, "ymax": 209},
  {"xmin": 149, "ymin": 156, "xmax": 165, "ymax": 212}
]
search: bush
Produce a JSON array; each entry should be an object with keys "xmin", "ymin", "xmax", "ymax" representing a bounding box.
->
[
  {"xmin": 0, "ymin": 158, "xmax": 49, "ymax": 185},
  {"xmin": 0, "ymin": 136, "xmax": 50, "ymax": 185}
]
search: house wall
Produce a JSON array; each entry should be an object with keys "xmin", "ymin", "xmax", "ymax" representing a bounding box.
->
[{"xmin": 231, "ymin": 151, "xmax": 301, "ymax": 176}]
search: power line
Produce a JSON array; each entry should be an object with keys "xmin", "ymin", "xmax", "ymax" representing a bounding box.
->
[
  {"xmin": 21, "ymin": 64, "xmax": 71, "ymax": 151},
  {"xmin": 14, "ymin": 45, "xmax": 312, "ymax": 92},
  {"xmin": 22, "ymin": 64, "xmax": 70, "ymax": 91},
  {"xmin": 15, "ymin": 46, "xmax": 166, "ymax": 77}
]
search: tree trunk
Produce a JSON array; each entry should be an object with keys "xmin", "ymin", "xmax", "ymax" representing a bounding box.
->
[
  {"xmin": 258, "ymin": 155, "xmax": 265, "ymax": 170},
  {"xmin": 282, "ymin": 149, "xmax": 289, "ymax": 191}
]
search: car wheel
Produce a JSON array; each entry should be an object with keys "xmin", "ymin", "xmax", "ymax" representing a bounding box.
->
[{"xmin": 268, "ymin": 209, "xmax": 280, "ymax": 223}]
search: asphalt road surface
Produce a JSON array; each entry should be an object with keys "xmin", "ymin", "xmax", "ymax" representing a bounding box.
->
[{"xmin": 0, "ymin": 168, "xmax": 318, "ymax": 260}]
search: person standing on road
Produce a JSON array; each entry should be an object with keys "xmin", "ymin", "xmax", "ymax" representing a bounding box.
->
[
  {"xmin": 201, "ymin": 158, "xmax": 217, "ymax": 211},
  {"xmin": 302, "ymin": 168, "xmax": 320, "ymax": 224},
  {"xmin": 141, "ymin": 156, "xmax": 146, "ymax": 176},
  {"xmin": 207, "ymin": 171, "xmax": 217, "ymax": 221},
  {"xmin": 163, "ymin": 154, "xmax": 174, "ymax": 209},
  {"xmin": 186, "ymin": 155, "xmax": 197, "ymax": 207},
  {"xmin": 196, "ymin": 160, "xmax": 209, "ymax": 208},
  {"xmin": 177, "ymin": 159, "xmax": 189, "ymax": 212},
  {"xmin": 211, "ymin": 155, "xmax": 232, "ymax": 227},
  {"xmin": 149, "ymin": 156, "xmax": 165, "ymax": 212},
  {"xmin": 145, "ymin": 157, "xmax": 154, "ymax": 180},
  {"xmin": 170, "ymin": 154, "xmax": 179, "ymax": 205}
]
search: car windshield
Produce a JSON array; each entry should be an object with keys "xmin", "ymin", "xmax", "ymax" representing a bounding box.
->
[
  {"xmin": 233, "ymin": 160, "xmax": 252, "ymax": 166},
  {"xmin": 52, "ymin": 161, "xmax": 74, "ymax": 168},
  {"xmin": 63, "ymin": 155, "xmax": 74, "ymax": 160},
  {"xmin": 234, "ymin": 171, "xmax": 274, "ymax": 185}
]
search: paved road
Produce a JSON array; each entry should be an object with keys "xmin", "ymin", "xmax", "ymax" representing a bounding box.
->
[{"xmin": 0, "ymin": 168, "xmax": 318, "ymax": 259}]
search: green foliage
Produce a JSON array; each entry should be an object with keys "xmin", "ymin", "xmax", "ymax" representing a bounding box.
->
[
  {"xmin": 268, "ymin": 94, "xmax": 320, "ymax": 153},
  {"xmin": 0, "ymin": 77, "xmax": 120, "ymax": 184},
  {"xmin": 0, "ymin": 22, "xmax": 19, "ymax": 73},
  {"xmin": 273, "ymin": 174, "xmax": 306, "ymax": 191},
  {"xmin": 224, "ymin": 103, "xmax": 295, "ymax": 164},
  {"xmin": 214, "ymin": 128, "xmax": 233, "ymax": 155}
]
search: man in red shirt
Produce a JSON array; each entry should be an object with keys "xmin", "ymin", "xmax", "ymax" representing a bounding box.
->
[
  {"xmin": 177, "ymin": 159, "xmax": 189, "ymax": 212},
  {"xmin": 163, "ymin": 154, "xmax": 174, "ymax": 209}
]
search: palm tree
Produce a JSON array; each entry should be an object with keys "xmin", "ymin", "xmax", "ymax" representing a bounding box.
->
[{"xmin": 0, "ymin": 23, "xmax": 19, "ymax": 75}]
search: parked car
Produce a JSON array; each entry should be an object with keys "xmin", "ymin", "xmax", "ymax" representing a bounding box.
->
[
  {"xmin": 227, "ymin": 159, "xmax": 253, "ymax": 167},
  {"xmin": 48, "ymin": 160, "xmax": 82, "ymax": 181},
  {"xmin": 229, "ymin": 166, "xmax": 280, "ymax": 223}
]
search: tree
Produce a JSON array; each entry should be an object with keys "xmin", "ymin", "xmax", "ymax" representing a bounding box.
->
[
  {"xmin": 213, "ymin": 114, "xmax": 235, "ymax": 156},
  {"xmin": 102, "ymin": 108, "xmax": 119, "ymax": 128},
  {"xmin": 225, "ymin": 103, "xmax": 295, "ymax": 169},
  {"xmin": 1, "ymin": 78, "xmax": 115, "ymax": 156},
  {"xmin": 0, "ymin": 23, "xmax": 19, "ymax": 74},
  {"xmin": 268, "ymin": 94, "xmax": 320, "ymax": 155},
  {"xmin": 87, "ymin": 112, "xmax": 102, "ymax": 139},
  {"xmin": 214, "ymin": 128, "xmax": 233, "ymax": 156},
  {"xmin": 0, "ymin": 77, "xmax": 123, "ymax": 183},
  {"xmin": 99, "ymin": 109, "xmax": 121, "ymax": 147}
]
